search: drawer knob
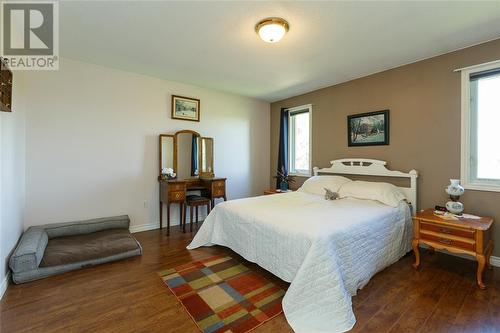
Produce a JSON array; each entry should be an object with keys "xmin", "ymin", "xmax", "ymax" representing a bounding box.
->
[
  {"xmin": 439, "ymin": 228, "xmax": 452, "ymax": 234},
  {"xmin": 438, "ymin": 238, "xmax": 453, "ymax": 245}
]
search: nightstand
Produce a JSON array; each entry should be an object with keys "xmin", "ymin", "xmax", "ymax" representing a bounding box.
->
[{"xmin": 412, "ymin": 209, "xmax": 494, "ymax": 289}]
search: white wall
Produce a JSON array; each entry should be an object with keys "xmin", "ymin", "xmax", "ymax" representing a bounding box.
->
[
  {"xmin": 23, "ymin": 58, "xmax": 270, "ymax": 229},
  {"xmin": 1, "ymin": 73, "xmax": 26, "ymax": 294}
]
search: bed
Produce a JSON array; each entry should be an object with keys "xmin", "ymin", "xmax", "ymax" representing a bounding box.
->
[{"xmin": 187, "ymin": 159, "xmax": 418, "ymax": 333}]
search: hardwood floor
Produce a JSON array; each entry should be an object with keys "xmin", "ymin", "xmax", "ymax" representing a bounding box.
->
[{"xmin": 1, "ymin": 225, "xmax": 499, "ymax": 333}]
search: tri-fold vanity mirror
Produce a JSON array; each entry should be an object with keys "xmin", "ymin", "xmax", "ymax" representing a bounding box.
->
[
  {"xmin": 158, "ymin": 130, "xmax": 226, "ymax": 236},
  {"xmin": 160, "ymin": 130, "xmax": 214, "ymax": 178}
]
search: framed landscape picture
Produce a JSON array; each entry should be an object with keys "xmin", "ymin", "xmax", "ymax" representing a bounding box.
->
[
  {"xmin": 171, "ymin": 95, "xmax": 200, "ymax": 122},
  {"xmin": 347, "ymin": 110, "xmax": 389, "ymax": 146}
]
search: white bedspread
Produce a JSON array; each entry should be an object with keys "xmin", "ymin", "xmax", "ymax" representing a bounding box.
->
[{"xmin": 187, "ymin": 192, "xmax": 412, "ymax": 333}]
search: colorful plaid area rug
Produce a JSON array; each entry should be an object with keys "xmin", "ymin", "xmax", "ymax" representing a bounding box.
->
[{"xmin": 158, "ymin": 256, "xmax": 285, "ymax": 333}]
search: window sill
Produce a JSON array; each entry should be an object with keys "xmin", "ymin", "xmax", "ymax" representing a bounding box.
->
[
  {"xmin": 463, "ymin": 182, "xmax": 500, "ymax": 193},
  {"xmin": 289, "ymin": 173, "xmax": 311, "ymax": 178}
]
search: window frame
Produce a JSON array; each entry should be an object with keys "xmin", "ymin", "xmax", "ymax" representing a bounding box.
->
[
  {"xmin": 460, "ymin": 59, "xmax": 500, "ymax": 192},
  {"xmin": 287, "ymin": 104, "xmax": 312, "ymax": 177}
]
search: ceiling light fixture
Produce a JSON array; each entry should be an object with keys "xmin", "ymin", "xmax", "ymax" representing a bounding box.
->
[{"xmin": 255, "ymin": 17, "xmax": 289, "ymax": 43}]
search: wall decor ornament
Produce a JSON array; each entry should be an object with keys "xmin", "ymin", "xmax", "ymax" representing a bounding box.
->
[
  {"xmin": 0, "ymin": 57, "xmax": 13, "ymax": 112},
  {"xmin": 171, "ymin": 95, "xmax": 200, "ymax": 122},
  {"xmin": 347, "ymin": 110, "xmax": 389, "ymax": 146}
]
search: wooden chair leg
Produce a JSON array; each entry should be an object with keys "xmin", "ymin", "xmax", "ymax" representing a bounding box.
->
[
  {"xmin": 190, "ymin": 206, "xmax": 193, "ymax": 232},
  {"xmin": 160, "ymin": 202, "xmax": 163, "ymax": 230},
  {"xmin": 166, "ymin": 203, "xmax": 170, "ymax": 236},
  {"xmin": 196, "ymin": 206, "xmax": 199, "ymax": 224},
  {"xmin": 182, "ymin": 203, "xmax": 186, "ymax": 233}
]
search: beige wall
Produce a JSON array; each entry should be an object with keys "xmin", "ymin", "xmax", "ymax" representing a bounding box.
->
[
  {"xmin": 23, "ymin": 58, "xmax": 270, "ymax": 231},
  {"xmin": 271, "ymin": 38, "xmax": 500, "ymax": 256}
]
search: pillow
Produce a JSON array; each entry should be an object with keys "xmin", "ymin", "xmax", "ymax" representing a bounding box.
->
[
  {"xmin": 338, "ymin": 180, "xmax": 406, "ymax": 207},
  {"xmin": 298, "ymin": 176, "xmax": 352, "ymax": 196}
]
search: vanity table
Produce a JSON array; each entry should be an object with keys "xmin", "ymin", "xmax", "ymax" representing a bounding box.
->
[{"xmin": 158, "ymin": 130, "xmax": 226, "ymax": 235}]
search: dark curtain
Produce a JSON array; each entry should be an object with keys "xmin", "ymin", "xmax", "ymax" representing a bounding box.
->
[
  {"xmin": 191, "ymin": 134, "xmax": 198, "ymax": 176},
  {"xmin": 276, "ymin": 108, "xmax": 289, "ymax": 187}
]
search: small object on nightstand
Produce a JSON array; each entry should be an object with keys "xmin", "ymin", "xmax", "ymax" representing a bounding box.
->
[
  {"xmin": 445, "ymin": 179, "xmax": 465, "ymax": 214},
  {"xmin": 263, "ymin": 189, "xmax": 293, "ymax": 195},
  {"xmin": 273, "ymin": 166, "xmax": 295, "ymax": 191},
  {"xmin": 435, "ymin": 205, "xmax": 447, "ymax": 212},
  {"xmin": 412, "ymin": 208, "xmax": 494, "ymax": 289},
  {"xmin": 433, "ymin": 211, "xmax": 458, "ymax": 220}
]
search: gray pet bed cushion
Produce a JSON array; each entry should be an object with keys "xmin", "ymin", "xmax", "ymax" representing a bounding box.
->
[
  {"xmin": 40, "ymin": 229, "xmax": 140, "ymax": 267},
  {"xmin": 9, "ymin": 215, "xmax": 142, "ymax": 284}
]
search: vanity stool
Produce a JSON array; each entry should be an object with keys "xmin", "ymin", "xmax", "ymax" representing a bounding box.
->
[{"xmin": 184, "ymin": 195, "xmax": 211, "ymax": 232}]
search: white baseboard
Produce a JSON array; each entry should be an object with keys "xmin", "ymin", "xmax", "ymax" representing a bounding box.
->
[
  {"xmin": 490, "ymin": 255, "xmax": 500, "ymax": 268},
  {"xmin": 419, "ymin": 245, "xmax": 499, "ymax": 267},
  {"xmin": 130, "ymin": 222, "xmax": 160, "ymax": 233},
  {"xmin": 129, "ymin": 214, "xmax": 208, "ymax": 234},
  {"xmin": 1, "ymin": 272, "xmax": 10, "ymax": 300}
]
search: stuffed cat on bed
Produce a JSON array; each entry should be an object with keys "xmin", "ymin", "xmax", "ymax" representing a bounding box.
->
[{"xmin": 324, "ymin": 188, "xmax": 339, "ymax": 200}]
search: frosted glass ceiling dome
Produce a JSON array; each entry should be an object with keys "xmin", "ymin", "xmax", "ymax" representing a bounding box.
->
[{"xmin": 255, "ymin": 17, "xmax": 289, "ymax": 43}]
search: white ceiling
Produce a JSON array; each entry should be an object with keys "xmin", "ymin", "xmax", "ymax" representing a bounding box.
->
[{"xmin": 60, "ymin": 1, "xmax": 500, "ymax": 102}]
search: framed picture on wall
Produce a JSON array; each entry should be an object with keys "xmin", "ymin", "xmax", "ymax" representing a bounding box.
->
[
  {"xmin": 347, "ymin": 110, "xmax": 389, "ymax": 146},
  {"xmin": 171, "ymin": 95, "xmax": 200, "ymax": 122}
]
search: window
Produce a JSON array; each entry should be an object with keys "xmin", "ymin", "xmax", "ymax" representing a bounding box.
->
[
  {"xmin": 461, "ymin": 60, "xmax": 500, "ymax": 192},
  {"xmin": 288, "ymin": 105, "xmax": 312, "ymax": 176}
]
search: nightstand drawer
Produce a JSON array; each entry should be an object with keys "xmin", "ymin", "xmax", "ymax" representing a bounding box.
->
[
  {"xmin": 420, "ymin": 232, "xmax": 475, "ymax": 251},
  {"xmin": 420, "ymin": 222, "xmax": 475, "ymax": 240}
]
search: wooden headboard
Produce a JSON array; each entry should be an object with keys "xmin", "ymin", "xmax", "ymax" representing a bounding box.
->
[{"xmin": 313, "ymin": 159, "xmax": 418, "ymax": 215}]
